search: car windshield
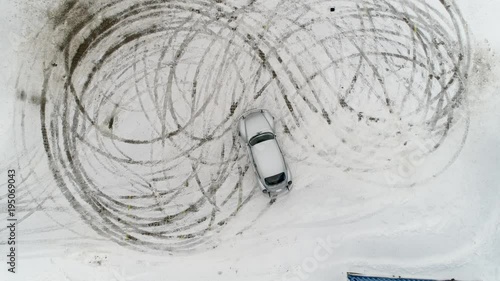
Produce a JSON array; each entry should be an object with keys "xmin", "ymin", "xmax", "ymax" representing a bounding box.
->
[
  {"xmin": 264, "ymin": 172, "xmax": 285, "ymax": 186},
  {"xmin": 249, "ymin": 132, "xmax": 274, "ymax": 146}
]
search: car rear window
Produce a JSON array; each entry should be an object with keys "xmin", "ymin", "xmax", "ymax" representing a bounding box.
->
[
  {"xmin": 264, "ymin": 172, "xmax": 285, "ymax": 185},
  {"xmin": 249, "ymin": 132, "xmax": 274, "ymax": 146}
]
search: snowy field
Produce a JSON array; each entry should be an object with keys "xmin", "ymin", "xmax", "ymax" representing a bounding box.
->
[{"xmin": 0, "ymin": 0, "xmax": 499, "ymax": 280}]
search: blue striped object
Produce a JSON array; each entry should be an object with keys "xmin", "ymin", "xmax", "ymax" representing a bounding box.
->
[{"xmin": 348, "ymin": 273, "xmax": 453, "ymax": 281}]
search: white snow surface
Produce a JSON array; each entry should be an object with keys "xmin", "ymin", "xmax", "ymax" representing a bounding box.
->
[{"xmin": 0, "ymin": 0, "xmax": 499, "ymax": 281}]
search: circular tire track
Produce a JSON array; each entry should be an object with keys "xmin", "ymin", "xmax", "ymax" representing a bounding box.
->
[{"xmin": 15, "ymin": 0, "xmax": 471, "ymax": 252}]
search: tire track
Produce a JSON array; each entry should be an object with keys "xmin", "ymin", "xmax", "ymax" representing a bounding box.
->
[{"xmin": 9, "ymin": 0, "xmax": 472, "ymax": 253}]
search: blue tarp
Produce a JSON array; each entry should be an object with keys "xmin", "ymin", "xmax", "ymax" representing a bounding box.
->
[{"xmin": 348, "ymin": 273, "xmax": 453, "ymax": 281}]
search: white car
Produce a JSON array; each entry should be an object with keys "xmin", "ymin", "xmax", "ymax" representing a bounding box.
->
[{"xmin": 238, "ymin": 109, "xmax": 292, "ymax": 196}]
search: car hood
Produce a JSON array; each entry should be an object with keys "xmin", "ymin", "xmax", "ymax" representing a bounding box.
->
[
  {"xmin": 251, "ymin": 139, "xmax": 285, "ymax": 179},
  {"xmin": 244, "ymin": 112, "xmax": 272, "ymax": 141}
]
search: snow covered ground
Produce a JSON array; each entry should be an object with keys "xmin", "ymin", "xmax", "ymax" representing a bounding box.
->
[{"xmin": 0, "ymin": 0, "xmax": 499, "ymax": 280}]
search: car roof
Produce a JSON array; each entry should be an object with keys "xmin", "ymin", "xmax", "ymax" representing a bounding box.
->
[{"xmin": 251, "ymin": 139, "xmax": 285, "ymax": 178}]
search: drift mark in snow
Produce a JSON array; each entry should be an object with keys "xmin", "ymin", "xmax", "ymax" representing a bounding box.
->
[{"xmin": 13, "ymin": 0, "xmax": 470, "ymax": 252}]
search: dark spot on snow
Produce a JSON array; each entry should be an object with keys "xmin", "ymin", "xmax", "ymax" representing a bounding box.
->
[
  {"xmin": 358, "ymin": 112, "xmax": 364, "ymax": 121},
  {"xmin": 284, "ymin": 95, "xmax": 294, "ymax": 113},
  {"xmin": 230, "ymin": 102, "xmax": 238, "ymax": 116},
  {"xmin": 339, "ymin": 98, "xmax": 348, "ymax": 108},
  {"xmin": 17, "ymin": 91, "xmax": 26, "ymax": 101},
  {"xmin": 107, "ymin": 116, "xmax": 115, "ymax": 129},
  {"xmin": 322, "ymin": 109, "xmax": 331, "ymax": 124},
  {"xmin": 283, "ymin": 125, "xmax": 290, "ymax": 134}
]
